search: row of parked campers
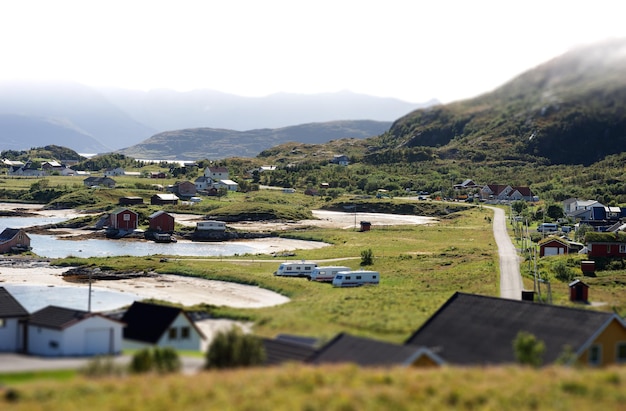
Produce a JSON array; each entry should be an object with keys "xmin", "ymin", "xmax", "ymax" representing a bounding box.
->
[{"xmin": 273, "ymin": 262, "xmax": 379, "ymax": 287}]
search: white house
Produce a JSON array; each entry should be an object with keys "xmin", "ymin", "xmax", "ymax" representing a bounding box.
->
[
  {"xmin": 215, "ymin": 179, "xmax": 239, "ymax": 191},
  {"xmin": 204, "ymin": 166, "xmax": 229, "ymax": 180},
  {"xmin": 104, "ymin": 167, "xmax": 126, "ymax": 177},
  {"xmin": 27, "ymin": 306, "xmax": 123, "ymax": 357},
  {"xmin": 194, "ymin": 175, "xmax": 214, "ymax": 190},
  {"xmin": 121, "ymin": 302, "xmax": 206, "ymax": 351},
  {"xmin": 0, "ymin": 287, "xmax": 29, "ymax": 352}
]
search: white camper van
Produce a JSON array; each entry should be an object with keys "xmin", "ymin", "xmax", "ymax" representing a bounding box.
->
[
  {"xmin": 274, "ymin": 261, "xmax": 318, "ymax": 277},
  {"xmin": 309, "ymin": 266, "xmax": 351, "ymax": 282},
  {"xmin": 332, "ymin": 270, "xmax": 380, "ymax": 287}
]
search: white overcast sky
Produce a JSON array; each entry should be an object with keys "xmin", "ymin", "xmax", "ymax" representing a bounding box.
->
[{"xmin": 1, "ymin": 0, "xmax": 625, "ymax": 103}]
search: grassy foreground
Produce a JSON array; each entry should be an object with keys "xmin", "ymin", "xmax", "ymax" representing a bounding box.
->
[{"xmin": 2, "ymin": 365, "xmax": 625, "ymax": 410}]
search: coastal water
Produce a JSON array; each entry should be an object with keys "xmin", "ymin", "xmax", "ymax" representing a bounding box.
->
[
  {"xmin": 3, "ymin": 283, "xmax": 139, "ymax": 313},
  {"xmin": 0, "ymin": 216, "xmax": 326, "ymax": 258}
]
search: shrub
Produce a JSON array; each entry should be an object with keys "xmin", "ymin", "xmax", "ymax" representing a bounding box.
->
[
  {"xmin": 360, "ymin": 248, "xmax": 374, "ymax": 266},
  {"xmin": 81, "ymin": 356, "xmax": 125, "ymax": 377},
  {"xmin": 205, "ymin": 327, "xmax": 265, "ymax": 369},
  {"xmin": 513, "ymin": 331, "xmax": 545, "ymax": 367},
  {"xmin": 553, "ymin": 261, "xmax": 575, "ymax": 282},
  {"xmin": 129, "ymin": 347, "xmax": 181, "ymax": 374}
]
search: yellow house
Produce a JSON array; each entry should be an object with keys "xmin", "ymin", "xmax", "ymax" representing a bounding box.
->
[{"xmin": 405, "ymin": 292, "xmax": 626, "ymax": 366}]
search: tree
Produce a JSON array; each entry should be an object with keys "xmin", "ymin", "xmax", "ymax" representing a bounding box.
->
[
  {"xmin": 513, "ymin": 331, "xmax": 545, "ymax": 367},
  {"xmin": 360, "ymin": 248, "xmax": 373, "ymax": 266},
  {"xmin": 205, "ymin": 327, "xmax": 265, "ymax": 369},
  {"xmin": 511, "ymin": 201, "xmax": 528, "ymax": 215},
  {"xmin": 546, "ymin": 204, "xmax": 565, "ymax": 220}
]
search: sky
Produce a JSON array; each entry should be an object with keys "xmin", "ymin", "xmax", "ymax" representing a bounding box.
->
[{"xmin": 2, "ymin": 1, "xmax": 626, "ymax": 104}]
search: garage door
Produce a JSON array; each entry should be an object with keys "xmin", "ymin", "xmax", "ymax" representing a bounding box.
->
[
  {"xmin": 544, "ymin": 247, "xmax": 563, "ymax": 256},
  {"xmin": 85, "ymin": 328, "xmax": 112, "ymax": 355}
]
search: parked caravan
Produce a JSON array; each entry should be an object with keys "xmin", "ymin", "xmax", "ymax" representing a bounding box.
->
[
  {"xmin": 274, "ymin": 261, "xmax": 318, "ymax": 277},
  {"xmin": 309, "ymin": 266, "xmax": 351, "ymax": 282},
  {"xmin": 537, "ymin": 223, "xmax": 558, "ymax": 233},
  {"xmin": 332, "ymin": 270, "xmax": 380, "ymax": 287}
]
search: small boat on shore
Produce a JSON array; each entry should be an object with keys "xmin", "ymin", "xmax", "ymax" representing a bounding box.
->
[{"xmin": 153, "ymin": 233, "xmax": 177, "ymax": 243}]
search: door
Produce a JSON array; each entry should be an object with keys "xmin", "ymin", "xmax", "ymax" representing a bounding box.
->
[{"xmin": 85, "ymin": 328, "xmax": 112, "ymax": 355}]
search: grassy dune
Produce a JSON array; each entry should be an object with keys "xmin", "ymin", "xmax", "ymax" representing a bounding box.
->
[{"xmin": 2, "ymin": 365, "xmax": 626, "ymax": 410}]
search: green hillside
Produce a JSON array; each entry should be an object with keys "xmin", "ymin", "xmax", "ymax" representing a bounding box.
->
[{"xmin": 378, "ymin": 38, "xmax": 626, "ymax": 166}]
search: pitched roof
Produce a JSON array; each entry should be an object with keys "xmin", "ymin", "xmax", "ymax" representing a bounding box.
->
[
  {"xmin": 121, "ymin": 301, "xmax": 204, "ymax": 344},
  {"xmin": 29, "ymin": 306, "xmax": 98, "ymax": 329},
  {"xmin": 309, "ymin": 333, "xmax": 424, "ymax": 367},
  {"xmin": 152, "ymin": 193, "xmax": 179, "ymax": 201},
  {"xmin": 0, "ymin": 228, "xmax": 27, "ymax": 243},
  {"xmin": 262, "ymin": 337, "xmax": 317, "ymax": 365},
  {"xmin": 405, "ymin": 292, "xmax": 617, "ymax": 365},
  {"xmin": 148, "ymin": 210, "xmax": 173, "ymax": 219},
  {"xmin": 0, "ymin": 287, "xmax": 29, "ymax": 318}
]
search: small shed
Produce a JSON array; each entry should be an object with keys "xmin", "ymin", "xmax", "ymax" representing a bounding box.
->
[
  {"xmin": 149, "ymin": 211, "xmax": 175, "ymax": 232},
  {"xmin": 151, "ymin": 193, "xmax": 179, "ymax": 205},
  {"xmin": 119, "ymin": 196, "xmax": 144, "ymax": 206},
  {"xmin": 359, "ymin": 221, "xmax": 371, "ymax": 232},
  {"xmin": 109, "ymin": 208, "xmax": 139, "ymax": 230},
  {"xmin": 569, "ymin": 279, "xmax": 589, "ymax": 303},
  {"xmin": 581, "ymin": 260, "xmax": 596, "ymax": 276}
]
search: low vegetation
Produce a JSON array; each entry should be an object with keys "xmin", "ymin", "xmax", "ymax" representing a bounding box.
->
[{"xmin": 2, "ymin": 365, "xmax": 626, "ymax": 410}]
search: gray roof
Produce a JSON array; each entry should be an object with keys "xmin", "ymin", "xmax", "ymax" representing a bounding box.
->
[
  {"xmin": 309, "ymin": 333, "xmax": 424, "ymax": 367},
  {"xmin": 0, "ymin": 228, "xmax": 27, "ymax": 243},
  {"xmin": 0, "ymin": 287, "xmax": 29, "ymax": 318},
  {"xmin": 262, "ymin": 337, "xmax": 317, "ymax": 366},
  {"xmin": 405, "ymin": 292, "xmax": 618, "ymax": 365},
  {"xmin": 29, "ymin": 306, "xmax": 97, "ymax": 329}
]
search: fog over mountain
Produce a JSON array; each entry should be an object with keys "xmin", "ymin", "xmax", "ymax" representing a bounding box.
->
[{"xmin": 0, "ymin": 81, "xmax": 432, "ymax": 154}]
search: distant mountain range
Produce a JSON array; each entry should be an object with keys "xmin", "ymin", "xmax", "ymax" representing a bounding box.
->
[
  {"xmin": 0, "ymin": 81, "xmax": 432, "ymax": 155},
  {"xmin": 117, "ymin": 120, "xmax": 392, "ymax": 160}
]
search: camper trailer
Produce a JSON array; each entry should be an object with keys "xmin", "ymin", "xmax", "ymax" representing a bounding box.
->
[
  {"xmin": 332, "ymin": 270, "xmax": 380, "ymax": 287},
  {"xmin": 309, "ymin": 266, "xmax": 351, "ymax": 282},
  {"xmin": 274, "ymin": 261, "xmax": 318, "ymax": 277}
]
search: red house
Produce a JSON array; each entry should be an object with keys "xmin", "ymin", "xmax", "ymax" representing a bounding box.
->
[
  {"xmin": 0, "ymin": 228, "xmax": 31, "ymax": 253},
  {"xmin": 149, "ymin": 211, "xmax": 175, "ymax": 232},
  {"xmin": 109, "ymin": 208, "xmax": 139, "ymax": 231},
  {"xmin": 539, "ymin": 237, "xmax": 569, "ymax": 257},
  {"xmin": 587, "ymin": 242, "xmax": 626, "ymax": 258}
]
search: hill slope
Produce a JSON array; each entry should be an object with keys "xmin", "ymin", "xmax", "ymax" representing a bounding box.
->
[
  {"xmin": 377, "ymin": 38, "xmax": 626, "ymax": 166},
  {"xmin": 118, "ymin": 120, "xmax": 392, "ymax": 160}
]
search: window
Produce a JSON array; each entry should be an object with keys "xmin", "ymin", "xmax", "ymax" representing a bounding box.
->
[
  {"xmin": 49, "ymin": 341, "xmax": 59, "ymax": 349},
  {"xmin": 620, "ymin": 245, "xmax": 626, "ymax": 254},
  {"xmin": 617, "ymin": 343, "xmax": 626, "ymax": 363},
  {"xmin": 588, "ymin": 344, "xmax": 602, "ymax": 365},
  {"xmin": 0, "ymin": 319, "xmax": 5, "ymax": 327},
  {"xmin": 123, "ymin": 214, "xmax": 130, "ymax": 221},
  {"xmin": 181, "ymin": 327, "xmax": 191, "ymax": 339},
  {"xmin": 356, "ymin": 276, "xmax": 362, "ymax": 280},
  {"xmin": 346, "ymin": 276, "xmax": 351, "ymax": 280},
  {"xmin": 168, "ymin": 327, "xmax": 178, "ymax": 340}
]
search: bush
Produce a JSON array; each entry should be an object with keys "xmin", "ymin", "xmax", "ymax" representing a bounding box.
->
[
  {"xmin": 360, "ymin": 248, "xmax": 374, "ymax": 266},
  {"xmin": 513, "ymin": 331, "xmax": 545, "ymax": 367},
  {"xmin": 129, "ymin": 347, "xmax": 181, "ymax": 374},
  {"xmin": 553, "ymin": 261, "xmax": 575, "ymax": 282},
  {"xmin": 81, "ymin": 356, "xmax": 125, "ymax": 377},
  {"xmin": 205, "ymin": 327, "xmax": 265, "ymax": 369}
]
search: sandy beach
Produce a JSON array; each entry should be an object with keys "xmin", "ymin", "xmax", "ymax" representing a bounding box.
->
[{"xmin": 0, "ymin": 260, "xmax": 289, "ymax": 309}]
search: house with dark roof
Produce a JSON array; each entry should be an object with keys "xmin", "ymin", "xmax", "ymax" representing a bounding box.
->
[
  {"xmin": 121, "ymin": 302, "xmax": 206, "ymax": 351},
  {"xmin": 108, "ymin": 208, "xmax": 139, "ymax": 231},
  {"xmin": 405, "ymin": 292, "xmax": 626, "ymax": 367},
  {"xmin": 0, "ymin": 228, "xmax": 31, "ymax": 254},
  {"xmin": 539, "ymin": 236, "xmax": 570, "ymax": 257},
  {"xmin": 83, "ymin": 176, "xmax": 116, "ymax": 188},
  {"xmin": 151, "ymin": 193, "xmax": 179, "ymax": 205},
  {"xmin": 26, "ymin": 306, "xmax": 123, "ymax": 356},
  {"xmin": 480, "ymin": 184, "xmax": 534, "ymax": 202},
  {"xmin": 262, "ymin": 337, "xmax": 318, "ymax": 366},
  {"xmin": 0, "ymin": 287, "xmax": 29, "ymax": 352},
  {"xmin": 309, "ymin": 333, "xmax": 444, "ymax": 367}
]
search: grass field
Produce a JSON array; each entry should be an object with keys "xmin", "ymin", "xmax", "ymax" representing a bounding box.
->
[{"xmin": 2, "ymin": 365, "xmax": 625, "ymax": 410}]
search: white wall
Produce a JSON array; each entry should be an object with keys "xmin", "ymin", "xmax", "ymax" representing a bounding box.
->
[
  {"xmin": 28, "ymin": 316, "xmax": 123, "ymax": 357},
  {"xmin": 157, "ymin": 313, "xmax": 204, "ymax": 351},
  {"xmin": 0, "ymin": 318, "xmax": 22, "ymax": 352}
]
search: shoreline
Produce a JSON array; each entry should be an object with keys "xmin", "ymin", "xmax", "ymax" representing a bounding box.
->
[{"xmin": 0, "ymin": 259, "xmax": 290, "ymax": 310}]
